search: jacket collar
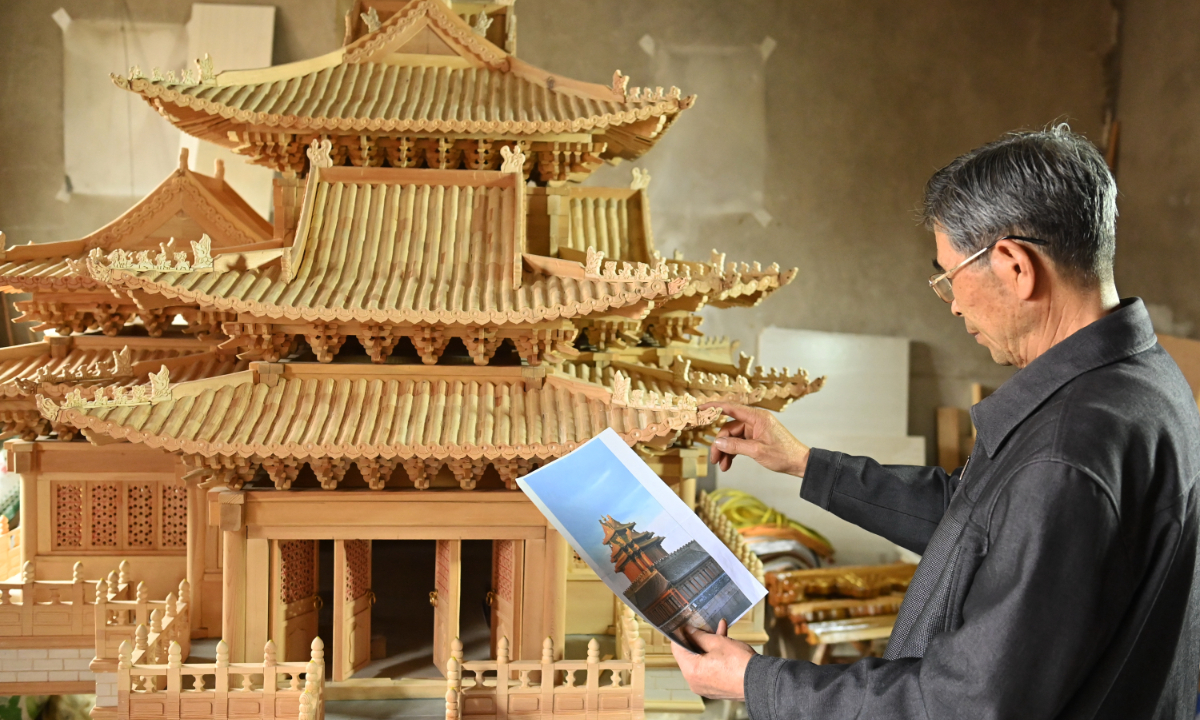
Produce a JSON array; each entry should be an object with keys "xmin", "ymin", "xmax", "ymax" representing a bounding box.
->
[{"xmin": 970, "ymin": 297, "xmax": 1159, "ymax": 458}]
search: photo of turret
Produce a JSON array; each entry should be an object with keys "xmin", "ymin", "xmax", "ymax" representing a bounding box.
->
[{"xmin": 600, "ymin": 516, "xmax": 751, "ymax": 646}]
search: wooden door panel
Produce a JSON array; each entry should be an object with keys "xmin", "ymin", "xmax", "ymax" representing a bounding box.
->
[
  {"xmin": 432, "ymin": 539, "xmax": 461, "ymax": 675},
  {"xmin": 491, "ymin": 539, "xmax": 522, "ymax": 658},
  {"xmin": 336, "ymin": 539, "xmax": 372, "ymax": 680},
  {"xmin": 270, "ymin": 540, "xmax": 320, "ymax": 663}
]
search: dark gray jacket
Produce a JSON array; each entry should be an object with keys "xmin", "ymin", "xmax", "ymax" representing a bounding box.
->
[{"xmin": 744, "ymin": 299, "xmax": 1200, "ymax": 719}]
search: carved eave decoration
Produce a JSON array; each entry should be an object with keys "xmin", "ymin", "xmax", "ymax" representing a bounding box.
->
[
  {"xmin": 0, "ymin": 335, "xmax": 245, "ymax": 440},
  {"xmin": 68, "ymin": 165, "xmax": 689, "ymax": 365},
  {"xmin": 41, "ymin": 362, "xmax": 721, "ymax": 491},
  {"xmin": 0, "ymin": 150, "xmax": 272, "ymax": 296},
  {"xmin": 560, "ymin": 352, "xmax": 825, "ymax": 415},
  {"xmin": 108, "ymin": 0, "xmax": 694, "ymax": 175}
]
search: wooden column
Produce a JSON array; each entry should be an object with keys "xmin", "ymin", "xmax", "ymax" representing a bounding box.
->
[
  {"xmin": 678, "ymin": 477, "xmax": 697, "ymax": 510},
  {"xmin": 11, "ymin": 443, "xmax": 37, "ymax": 570},
  {"xmin": 219, "ymin": 491, "xmax": 247, "ymax": 662},
  {"xmin": 185, "ymin": 475, "xmax": 205, "ymax": 638},
  {"xmin": 544, "ymin": 528, "xmax": 567, "ymax": 660},
  {"xmin": 244, "ymin": 538, "xmax": 270, "ymax": 658},
  {"xmin": 519, "ymin": 537, "xmax": 546, "ymax": 661}
]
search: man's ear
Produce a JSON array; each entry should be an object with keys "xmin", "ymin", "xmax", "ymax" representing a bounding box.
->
[{"xmin": 991, "ymin": 239, "xmax": 1040, "ymax": 301}]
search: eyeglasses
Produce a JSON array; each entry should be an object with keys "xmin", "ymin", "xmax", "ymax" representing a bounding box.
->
[{"xmin": 928, "ymin": 235, "xmax": 1049, "ymax": 303}]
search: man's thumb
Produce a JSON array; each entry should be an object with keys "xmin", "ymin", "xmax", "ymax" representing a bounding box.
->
[
  {"xmin": 713, "ymin": 436, "xmax": 763, "ymax": 459},
  {"xmin": 685, "ymin": 624, "xmax": 725, "ymax": 654}
]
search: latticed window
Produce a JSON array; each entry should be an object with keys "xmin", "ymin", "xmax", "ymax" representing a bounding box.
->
[{"xmin": 50, "ymin": 479, "xmax": 188, "ymax": 553}]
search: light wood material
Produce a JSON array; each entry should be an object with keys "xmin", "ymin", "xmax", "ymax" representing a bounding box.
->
[
  {"xmin": 432, "ymin": 539, "xmax": 461, "ymax": 676},
  {"xmin": 936, "ymin": 406, "xmax": 973, "ymax": 471},
  {"xmin": 0, "ymin": 681, "xmax": 95, "ymax": 695},
  {"xmin": 448, "ymin": 635, "xmax": 645, "ymax": 720},
  {"xmin": 270, "ymin": 540, "xmax": 320, "ymax": 663},
  {"xmin": 489, "ymin": 539, "xmax": 522, "ymax": 661},
  {"xmin": 113, "ymin": 636, "xmax": 324, "ymax": 720},
  {"xmin": 222, "ymin": 527, "xmax": 247, "ymax": 663},
  {"xmin": 333, "ymin": 540, "xmax": 372, "ymax": 682},
  {"xmin": 244, "ymin": 538, "xmax": 271, "ymax": 661}
]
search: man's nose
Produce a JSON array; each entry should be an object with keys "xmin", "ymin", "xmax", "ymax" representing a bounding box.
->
[{"xmin": 950, "ymin": 299, "xmax": 964, "ymax": 317}]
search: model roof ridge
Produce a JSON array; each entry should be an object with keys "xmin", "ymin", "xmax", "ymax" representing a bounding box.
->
[
  {"xmin": 108, "ymin": 0, "xmax": 694, "ymax": 173},
  {"xmin": 0, "ymin": 334, "xmax": 245, "ymax": 441},
  {"xmin": 0, "ymin": 149, "xmax": 272, "ymax": 294},
  {"xmin": 37, "ymin": 365, "xmax": 722, "ymax": 478},
  {"xmin": 71, "ymin": 163, "xmax": 691, "ymax": 328}
]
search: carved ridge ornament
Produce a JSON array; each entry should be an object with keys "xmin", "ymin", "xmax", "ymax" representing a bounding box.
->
[
  {"xmin": 11, "ymin": 347, "xmax": 135, "ymax": 395},
  {"xmin": 611, "ymin": 371, "xmax": 714, "ymax": 419},
  {"xmin": 584, "ymin": 247, "xmax": 670, "ymax": 283},
  {"xmin": 307, "ymin": 139, "xmax": 334, "ymax": 169},
  {"xmin": 78, "ymin": 235, "xmax": 214, "ymax": 283},
  {"xmin": 342, "ymin": 0, "xmax": 509, "ymax": 69},
  {"xmin": 37, "ymin": 366, "xmax": 171, "ymax": 424},
  {"xmin": 499, "ymin": 145, "xmax": 526, "ymax": 173}
]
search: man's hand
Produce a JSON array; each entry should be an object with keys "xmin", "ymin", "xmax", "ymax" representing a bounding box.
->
[
  {"xmin": 703, "ymin": 401, "xmax": 810, "ymax": 476},
  {"xmin": 671, "ymin": 619, "xmax": 756, "ymax": 700}
]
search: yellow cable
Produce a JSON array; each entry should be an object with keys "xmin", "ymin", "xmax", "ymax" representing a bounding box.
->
[{"xmin": 708, "ymin": 488, "xmax": 834, "ymax": 557}]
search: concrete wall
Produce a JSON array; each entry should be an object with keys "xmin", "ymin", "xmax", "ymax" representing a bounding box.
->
[
  {"xmin": 519, "ymin": 0, "xmax": 1114, "ymax": 458},
  {"xmin": 1113, "ymin": 0, "xmax": 1200, "ymax": 336},
  {"xmin": 0, "ymin": 1, "xmax": 1121, "ymax": 460}
]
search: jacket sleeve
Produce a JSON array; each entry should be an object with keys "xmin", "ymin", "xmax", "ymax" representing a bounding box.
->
[
  {"xmin": 747, "ymin": 461, "xmax": 1127, "ymax": 720},
  {"xmin": 801, "ymin": 448, "xmax": 963, "ymax": 554}
]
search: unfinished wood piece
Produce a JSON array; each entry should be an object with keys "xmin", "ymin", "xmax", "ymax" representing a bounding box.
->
[
  {"xmin": 333, "ymin": 539, "xmax": 372, "ymax": 682},
  {"xmin": 432, "ymin": 539, "xmax": 461, "ymax": 676}
]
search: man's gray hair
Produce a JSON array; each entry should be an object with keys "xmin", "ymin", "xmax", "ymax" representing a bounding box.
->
[{"xmin": 922, "ymin": 125, "xmax": 1117, "ymax": 287}]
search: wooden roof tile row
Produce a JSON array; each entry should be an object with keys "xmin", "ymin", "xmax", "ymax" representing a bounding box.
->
[
  {"xmin": 0, "ymin": 154, "xmax": 271, "ymax": 294},
  {"xmin": 87, "ymin": 167, "xmax": 684, "ymax": 326},
  {"xmin": 49, "ymin": 364, "xmax": 712, "ymax": 463},
  {"xmin": 112, "ymin": 0, "xmax": 689, "ymax": 141}
]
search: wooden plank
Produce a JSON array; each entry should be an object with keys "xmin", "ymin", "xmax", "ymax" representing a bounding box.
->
[
  {"xmin": 222, "ymin": 528, "xmax": 247, "ymax": 662},
  {"xmin": 35, "ymin": 443, "xmax": 177, "ymax": 475},
  {"xmin": 333, "ymin": 540, "xmax": 348, "ymax": 682},
  {"xmin": 248, "ymin": 525, "xmax": 545, "ymax": 540},
  {"xmin": 244, "ymin": 538, "xmax": 270, "ymax": 659},
  {"xmin": 0, "ymin": 681, "xmax": 96, "ymax": 695},
  {"xmin": 520, "ymin": 538, "xmax": 545, "ymax": 661},
  {"xmin": 242, "ymin": 496, "xmax": 548, "ymax": 531},
  {"xmin": 0, "ymin": 635, "xmax": 93, "ymax": 648},
  {"xmin": 544, "ymin": 529, "xmax": 566, "ymax": 660}
]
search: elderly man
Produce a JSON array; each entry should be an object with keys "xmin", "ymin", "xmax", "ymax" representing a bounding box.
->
[{"xmin": 674, "ymin": 127, "xmax": 1200, "ymax": 719}]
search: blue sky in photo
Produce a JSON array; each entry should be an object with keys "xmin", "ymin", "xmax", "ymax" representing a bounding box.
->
[{"xmin": 523, "ymin": 439, "xmax": 689, "ymax": 590}]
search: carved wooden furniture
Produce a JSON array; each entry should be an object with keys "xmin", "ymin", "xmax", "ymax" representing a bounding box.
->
[{"xmin": 764, "ymin": 563, "xmax": 916, "ymax": 664}]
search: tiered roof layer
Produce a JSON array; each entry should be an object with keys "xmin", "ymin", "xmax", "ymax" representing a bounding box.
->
[
  {"xmin": 49, "ymin": 364, "xmax": 715, "ymax": 464},
  {"xmin": 112, "ymin": 0, "xmax": 690, "ymax": 159},
  {"xmin": 0, "ymin": 154, "xmax": 271, "ymax": 295},
  {"xmin": 86, "ymin": 167, "xmax": 682, "ymax": 326}
]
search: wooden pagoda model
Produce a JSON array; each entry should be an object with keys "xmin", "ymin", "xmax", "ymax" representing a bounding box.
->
[{"xmin": 0, "ymin": 1, "xmax": 821, "ymax": 716}]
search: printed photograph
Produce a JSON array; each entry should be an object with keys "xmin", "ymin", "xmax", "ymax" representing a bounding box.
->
[{"xmin": 519, "ymin": 432, "xmax": 754, "ymax": 648}]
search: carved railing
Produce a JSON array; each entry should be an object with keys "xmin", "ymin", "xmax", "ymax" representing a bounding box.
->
[
  {"xmin": 109, "ymin": 637, "xmax": 325, "ymax": 720},
  {"xmin": 447, "ymin": 636, "xmax": 645, "ymax": 720},
  {"xmin": 94, "ymin": 577, "xmax": 190, "ymax": 664},
  {"xmin": 0, "ymin": 516, "xmax": 20, "ymax": 581},
  {"xmin": 614, "ymin": 603, "xmax": 672, "ymax": 668},
  {"xmin": 695, "ymin": 491, "xmax": 766, "ymax": 583},
  {"xmin": 0, "ymin": 561, "xmax": 132, "ymax": 640}
]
